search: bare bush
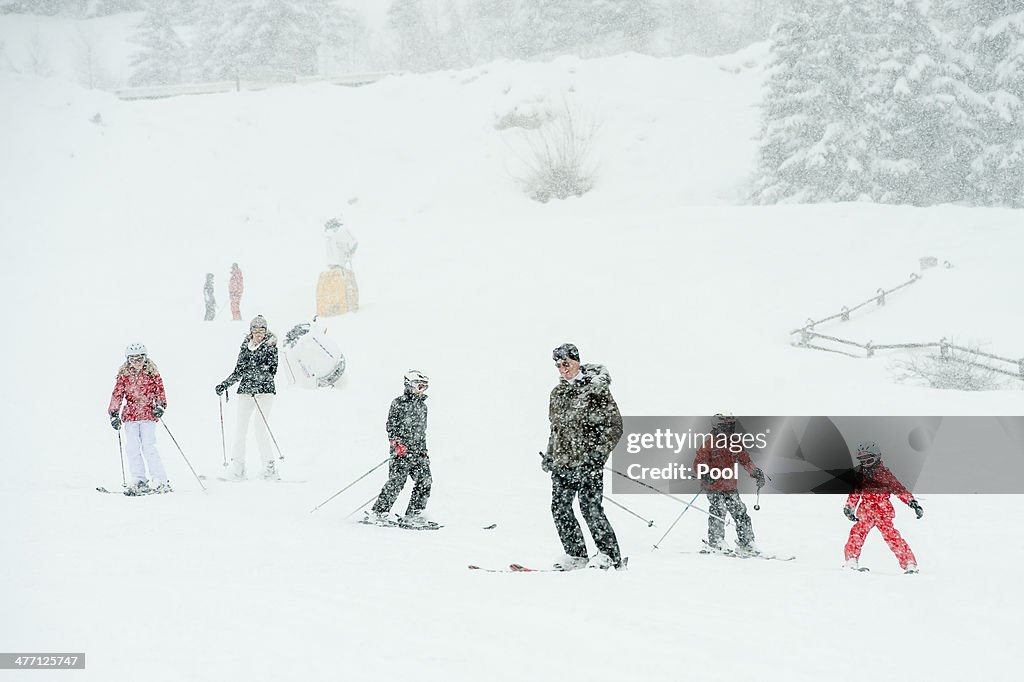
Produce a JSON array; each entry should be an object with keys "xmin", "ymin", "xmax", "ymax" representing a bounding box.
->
[
  {"xmin": 892, "ymin": 346, "xmax": 1007, "ymax": 391},
  {"xmin": 518, "ymin": 105, "xmax": 597, "ymax": 203}
]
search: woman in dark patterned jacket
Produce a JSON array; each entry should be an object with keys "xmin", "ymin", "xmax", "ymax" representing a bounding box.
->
[{"xmin": 215, "ymin": 315, "xmax": 279, "ymax": 480}]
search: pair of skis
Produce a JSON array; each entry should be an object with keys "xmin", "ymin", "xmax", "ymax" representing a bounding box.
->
[
  {"xmin": 359, "ymin": 511, "xmax": 443, "ymax": 531},
  {"xmin": 95, "ymin": 486, "xmax": 170, "ymax": 497},
  {"xmin": 469, "ymin": 563, "xmax": 561, "ymax": 573},
  {"xmin": 695, "ymin": 540, "xmax": 796, "ymax": 562}
]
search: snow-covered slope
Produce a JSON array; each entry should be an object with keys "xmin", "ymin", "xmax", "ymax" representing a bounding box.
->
[{"xmin": 1, "ymin": 48, "xmax": 1021, "ymax": 682}]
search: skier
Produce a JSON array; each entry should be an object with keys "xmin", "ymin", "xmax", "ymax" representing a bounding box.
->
[
  {"xmin": 228, "ymin": 263, "xmax": 243, "ymax": 321},
  {"xmin": 367, "ymin": 370, "xmax": 432, "ymax": 525},
  {"xmin": 107, "ymin": 343, "xmax": 172, "ymax": 495},
  {"xmin": 843, "ymin": 442, "xmax": 922, "ymax": 574},
  {"xmin": 694, "ymin": 413, "xmax": 765, "ymax": 555},
  {"xmin": 215, "ymin": 315, "xmax": 279, "ymax": 480},
  {"xmin": 542, "ymin": 343, "xmax": 626, "ymax": 570},
  {"xmin": 203, "ymin": 273, "xmax": 216, "ymax": 321},
  {"xmin": 320, "ymin": 217, "xmax": 359, "ymax": 314}
]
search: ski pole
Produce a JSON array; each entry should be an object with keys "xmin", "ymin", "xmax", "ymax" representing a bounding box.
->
[
  {"xmin": 252, "ymin": 395, "xmax": 284, "ymax": 460},
  {"xmin": 754, "ymin": 472, "xmax": 771, "ymax": 511},
  {"xmin": 603, "ymin": 495, "xmax": 655, "ymax": 527},
  {"xmin": 605, "ymin": 467, "xmax": 730, "ymax": 525},
  {"xmin": 117, "ymin": 428, "xmax": 126, "ymax": 488},
  {"xmin": 652, "ymin": 491, "xmax": 701, "ymax": 551},
  {"xmin": 218, "ymin": 395, "xmax": 228, "ymax": 467},
  {"xmin": 160, "ymin": 419, "xmax": 207, "ymax": 491},
  {"xmin": 344, "ymin": 494, "xmax": 378, "ymax": 520},
  {"xmin": 310, "ymin": 457, "xmax": 390, "ymax": 513}
]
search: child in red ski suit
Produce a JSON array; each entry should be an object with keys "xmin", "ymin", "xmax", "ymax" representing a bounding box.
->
[{"xmin": 843, "ymin": 441, "xmax": 923, "ymax": 573}]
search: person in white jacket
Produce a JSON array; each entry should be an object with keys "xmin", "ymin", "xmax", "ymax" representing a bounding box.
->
[{"xmin": 324, "ymin": 217, "xmax": 359, "ymax": 311}]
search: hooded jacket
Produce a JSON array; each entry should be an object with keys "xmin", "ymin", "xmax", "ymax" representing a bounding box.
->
[
  {"xmin": 108, "ymin": 359, "xmax": 166, "ymax": 422},
  {"xmin": 546, "ymin": 363, "xmax": 623, "ymax": 470},
  {"xmin": 387, "ymin": 390, "xmax": 428, "ymax": 456},
  {"xmin": 221, "ymin": 331, "xmax": 278, "ymax": 395}
]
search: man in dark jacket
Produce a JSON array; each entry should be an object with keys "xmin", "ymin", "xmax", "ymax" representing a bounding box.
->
[
  {"xmin": 369, "ymin": 370, "xmax": 432, "ymax": 524},
  {"xmin": 543, "ymin": 343, "xmax": 625, "ymax": 570},
  {"xmin": 215, "ymin": 315, "xmax": 279, "ymax": 480}
]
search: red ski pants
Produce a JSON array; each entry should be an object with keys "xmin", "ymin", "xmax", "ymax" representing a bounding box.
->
[
  {"xmin": 844, "ymin": 515, "xmax": 917, "ymax": 569},
  {"xmin": 230, "ymin": 294, "xmax": 241, "ymax": 321}
]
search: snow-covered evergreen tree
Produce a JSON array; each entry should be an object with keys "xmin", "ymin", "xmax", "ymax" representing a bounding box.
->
[
  {"xmin": 197, "ymin": 0, "xmax": 341, "ymax": 82},
  {"xmin": 388, "ymin": 0, "xmax": 444, "ymax": 71},
  {"xmin": 861, "ymin": 0, "xmax": 983, "ymax": 205},
  {"xmin": 969, "ymin": 5, "xmax": 1024, "ymax": 206},
  {"xmin": 753, "ymin": 0, "xmax": 878, "ymax": 203},
  {"xmin": 128, "ymin": 1, "xmax": 187, "ymax": 86}
]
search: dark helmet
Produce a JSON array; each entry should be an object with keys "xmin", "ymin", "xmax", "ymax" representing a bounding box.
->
[
  {"xmin": 855, "ymin": 441, "xmax": 881, "ymax": 467},
  {"xmin": 712, "ymin": 413, "xmax": 737, "ymax": 435}
]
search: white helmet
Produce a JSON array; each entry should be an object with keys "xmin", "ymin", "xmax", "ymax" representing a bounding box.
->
[
  {"xmin": 404, "ymin": 369, "xmax": 428, "ymax": 390},
  {"xmin": 125, "ymin": 342, "xmax": 147, "ymax": 358}
]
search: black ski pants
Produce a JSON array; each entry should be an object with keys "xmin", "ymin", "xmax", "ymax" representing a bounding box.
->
[
  {"xmin": 551, "ymin": 467, "xmax": 621, "ymax": 564},
  {"xmin": 706, "ymin": 491, "xmax": 755, "ymax": 548},
  {"xmin": 372, "ymin": 454, "xmax": 431, "ymax": 515}
]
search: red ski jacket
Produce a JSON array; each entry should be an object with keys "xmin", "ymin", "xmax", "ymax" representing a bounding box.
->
[
  {"xmin": 845, "ymin": 462, "xmax": 914, "ymax": 518},
  {"xmin": 229, "ymin": 266, "xmax": 244, "ymax": 296},
  {"xmin": 108, "ymin": 366, "xmax": 167, "ymax": 422},
  {"xmin": 693, "ymin": 443, "xmax": 757, "ymax": 493}
]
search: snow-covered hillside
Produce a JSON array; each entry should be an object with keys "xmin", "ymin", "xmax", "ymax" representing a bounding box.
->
[{"xmin": 1, "ymin": 47, "xmax": 1021, "ymax": 682}]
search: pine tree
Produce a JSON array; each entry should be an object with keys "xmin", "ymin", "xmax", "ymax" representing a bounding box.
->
[
  {"xmin": 753, "ymin": 0, "xmax": 878, "ymax": 203},
  {"xmin": 970, "ymin": 5, "xmax": 1024, "ymax": 206},
  {"xmin": 198, "ymin": 0, "xmax": 338, "ymax": 82},
  {"xmin": 388, "ymin": 0, "xmax": 443, "ymax": 71},
  {"xmin": 129, "ymin": 1, "xmax": 187, "ymax": 86},
  {"xmin": 861, "ymin": 0, "xmax": 983, "ymax": 204}
]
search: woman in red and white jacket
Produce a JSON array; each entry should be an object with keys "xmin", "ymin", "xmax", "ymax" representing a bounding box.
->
[
  {"xmin": 843, "ymin": 442, "xmax": 923, "ymax": 573},
  {"xmin": 108, "ymin": 343, "xmax": 171, "ymax": 495}
]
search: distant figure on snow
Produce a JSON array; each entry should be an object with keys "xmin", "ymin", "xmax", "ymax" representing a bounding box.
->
[
  {"xmin": 215, "ymin": 315, "xmax": 279, "ymax": 481},
  {"xmin": 366, "ymin": 371, "xmax": 433, "ymax": 526},
  {"xmin": 316, "ymin": 217, "xmax": 359, "ymax": 316},
  {"xmin": 843, "ymin": 442, "xmax": 922, "ymax": 574},
  {"xmin": 694, "ymin": 413, "xmax": 765, "ymax": 555},
  {"xmin": 108, "ymin": 343, "xmax": 172, "ymax": 495},
  {"xmin": 228, "ymin": 263, "xmax": 244, "ymax": 321},
  {"xmin": 542, "ymin": 343, "xmax": 626, "ymax": 570},
  {"xmin": 204, "ymin": 273, "xmax": 216, "ymax": 321}
]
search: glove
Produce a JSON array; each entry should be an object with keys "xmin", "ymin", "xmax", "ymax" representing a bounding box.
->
[
  {"xmin": 843, "ymin": 506, "xmax": 858, "ymax": 522},
  {"xmin": 153, "ymin": 403, "xmax": 165, "ymax": 419},
  {"xmin": 215, "ymin": 382, "xmax": 228, "ymax": 396},
  {"xmin": 109, "ymin": 413, "xmax": 121, "ymax": 431},
  {"xmin": 752, "ymin": 468, "xmax": 766, "ymax": 489},
  {"xmin": 909, "ymin": 499, "xmax": 924, "ymax": 519},
  {"xmin": 390, "ymin": 439, "xmax": 407, "ymax": 457},
  {"xmin": 539, "ymin": 451, "xmax": 553, "ymax": 473}
]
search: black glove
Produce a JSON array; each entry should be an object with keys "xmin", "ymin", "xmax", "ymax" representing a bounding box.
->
[
  {"xmin": 109, "ymin": 413, "xmax": 121, "ymax": 431},
  {"xmin": 153, "ymin": 403, "xmax": 165, "ymax": 419},
  {"xmin": 843, "ymin": 506, "xmax": 858, "ymax": 522},
  {"xmin": 539, "ymin": 451, "xmax": 553, "ymax": 473},
  {"xmin": 752, "ymin": 468, "xmax": 766, "ymax": 489},
  {"xmin": 215, "ymin": 382, "xmax": 228, "ymax": 396},
  {"xmin": 909, "ymin": 499, "xmax": 924, "ymax": 519}
]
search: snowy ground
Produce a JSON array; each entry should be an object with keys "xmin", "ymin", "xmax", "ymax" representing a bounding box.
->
[{"xmin": 1, "ymin": 45, "xmax": 1022, "ymax": 681}]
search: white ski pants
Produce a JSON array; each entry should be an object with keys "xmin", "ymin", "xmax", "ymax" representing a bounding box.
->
[
  {"xmin": 229, "ymin": 394, "xmax": 275, "ymax": 476},
  {"xmin": 124, "ymin": 420, "xmax": 168, "ymax": 485}
]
